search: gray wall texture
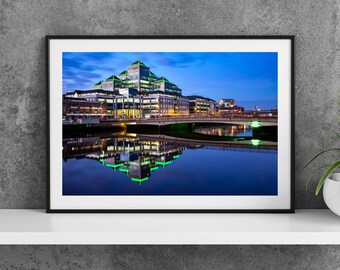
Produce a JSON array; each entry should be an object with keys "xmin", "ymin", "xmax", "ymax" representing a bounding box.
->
[
  {"xmin": 0, "ymin": 245, "xmax": 340, "ymax": 270},
  {"xmin": 1, "ymin": 0, "xmax": 340, "ymax": 210},
  {"xmin": 1, "ymin": 0, "xmax": 340, "ymax": 269}
]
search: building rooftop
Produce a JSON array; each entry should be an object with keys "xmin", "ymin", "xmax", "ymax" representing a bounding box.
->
[
  {"xmin": 155, "ymin": 76, "xmax": 170, "ymax": 83},
  {"xmin": 154, "ymin": 77, "xmax": 180, "ymax": 89},
  {"xmin": 220, "ymin": 98, "xmax": 235, "ymax": 102},
  {"xmin": 118, "ymin": 70, "xmax": 128, "ymax": 76},
  {"xmin": 130, "ymin": 60, "xmax": 148, "ymax": 68},
  {"xmin": 148, "ymin": 71, "xmax": 158, "ymax": 78},
  {"xmin": 66, "ymin": 89, "xmax": 117, "ymax": 96},
  {"xmin": 94, "ymin": 81, "xmax": 103, "ymax": 86},
  {"xmin": 185, "ymin": 95, "xmax": 216, "ymax": 102},
  {"xmin": 105, "ymin": 75, "xmax": 122, "ymax": 82}
]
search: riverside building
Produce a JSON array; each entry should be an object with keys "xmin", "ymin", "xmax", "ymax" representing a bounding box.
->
[
  {"xmin": 91, "ymin": 60, "xmax": 182, "ymax": 96},
  {"xmin": 186, "ymin": 95, "xmax": 216, "ymax": 115},
  {"xmin": 62, "ymin": 96, "xmax": 106, "ymax": 124},
  {"xmin": 219, "ymin": 98, "xmax": 236, "ymax": 108},
  {"xmin": 217, "ymin": 98, "xmax": 244, "ymax": 114},
  {"xmin": 63, "ymin": 60, "xmax": 219, "ymax": 122},
  {"xmin": 64, "ymin": 88, "xmax": 143, "ymax": 119}
]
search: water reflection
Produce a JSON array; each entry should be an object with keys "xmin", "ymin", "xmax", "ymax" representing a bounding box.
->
[
  {"xmin": 194, "ymin": 125, "xmax": 253, "ymax": 137},
  {"xmin": 63, "ymin": 136, "xmax": 186, "ymax": 183},
  {"xmin": 63, "ymin": 134, "xmax": 278, "ymax": 196}
]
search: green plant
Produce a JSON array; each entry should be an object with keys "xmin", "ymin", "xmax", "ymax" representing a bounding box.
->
[{"xmin": 303, "ymin": 94, "xmax": 340, "ymax": 195}]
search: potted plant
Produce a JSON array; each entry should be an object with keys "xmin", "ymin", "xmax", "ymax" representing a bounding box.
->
[{"xmin": 303, "ymin": 94, "xmax": 340, "ymax": 215}]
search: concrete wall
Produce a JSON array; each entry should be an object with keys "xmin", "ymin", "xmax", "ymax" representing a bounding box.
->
[
  {"xmin": 0, "ymin": 246, "xmax": 339, "ymax": 269},
  {"xmin": 1, "ymin": 0, "xmax": 340, "ymax": 268}
]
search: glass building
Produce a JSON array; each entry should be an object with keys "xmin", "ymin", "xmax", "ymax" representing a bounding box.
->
[
  {"xmin": 186, "ymin": 95, "xmax": 216, "ymax": 115},
  {"xmin": 64, "ymin": 89, "xmax": 143, "ymax": 119},
  {"xmin": 91, "ymin": 60, "xmax": 182, "ymax": 96},
  {"xmin": 101, "ymin": 75, "xmax": 124, "ymax": 91},
  {"xmin": 66, "ymin": 60, "xmax": 218, "ymax": 120},
  {"xmin": 142, "ymin": 94, "xmax": 175, "ymax": 117},
  {"xmin": 153, "ymin": 77, "xmax": 182, "ymax": 96}
]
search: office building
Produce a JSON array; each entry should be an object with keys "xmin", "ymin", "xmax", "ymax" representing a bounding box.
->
[
  {"xmin": 62, "ymin": 96, "xmax": 106, "ymax": 123},
  {"xmin": 219, "ymin": 98, "xmax": 236, "ymax": 108},
  {"xmin": 91, "ymin": 60, "xmax": 182, "ymax": 96},
  {"xmin": 186, "ymin": 95, "xmax": 216, "ymax": 115}
]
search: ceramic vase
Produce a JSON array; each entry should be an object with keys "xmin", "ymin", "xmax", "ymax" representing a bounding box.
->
[{"xmin": 323, "ymin": 173, "xmax": 340, "ymax": 216}]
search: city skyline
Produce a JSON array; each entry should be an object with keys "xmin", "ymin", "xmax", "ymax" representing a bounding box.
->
[
  {"xmin": 62, "ymin": 52, "xmax": 279, "ymax": 197},
  {"xmin": 63, "ymin": 52, "xmax": 278, "ymax": 110}
]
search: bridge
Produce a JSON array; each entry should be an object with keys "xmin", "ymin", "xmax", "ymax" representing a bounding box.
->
[
  {"xmin": 120, "ymin": 133, "xmax": 278, "ymax": 152},
  {"xmin": 106, "ymin": 117, "xmax": 278, "ymax": 127}
]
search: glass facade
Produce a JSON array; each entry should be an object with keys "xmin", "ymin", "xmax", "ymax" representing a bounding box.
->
[
  {"xmin": 92, "ymin": 60, "xmax": 182, "ymax": 96},
  {"xmin": 65, "ymin": 60, "xmax": 221, "ymax": 121},
  {"xmin": 188, "ymin": 96, "xmax": 216, "ymax": 115}
]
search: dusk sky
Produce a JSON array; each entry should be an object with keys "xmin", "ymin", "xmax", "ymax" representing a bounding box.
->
[{"xmin": 63, "ymin": 52, "xmax": 277, "ymax": 110}]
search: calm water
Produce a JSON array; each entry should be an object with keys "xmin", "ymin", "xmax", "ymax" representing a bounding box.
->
[
  {"xmin": 63, "ymin": 128, "xmax": 278, "ymax": 196},
  {"xmin": 194, "ymin": 125, "xmax": 253, "ymax": 137}
]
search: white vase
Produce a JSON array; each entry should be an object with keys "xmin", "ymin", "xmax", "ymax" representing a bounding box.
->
[{"xmin": 323, "ymin": 173, "xmax": 340, "ymax": 216}]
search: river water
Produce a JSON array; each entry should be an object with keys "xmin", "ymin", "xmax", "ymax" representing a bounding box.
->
[
  {"xmin": 63, "ymin": 125, "xmax": 278, "ymax": 196},
  {"xmin": 194, "ymin": 124, "xmax": 253, "ymax": 137}
]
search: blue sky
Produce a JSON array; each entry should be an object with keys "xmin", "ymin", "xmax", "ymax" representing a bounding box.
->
[{"xmin": 63, "ymin": 52, "xmax": 277, "ymax": 110}]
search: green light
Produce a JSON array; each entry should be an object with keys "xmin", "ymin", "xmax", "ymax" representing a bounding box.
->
[
  {"xmin": 150, "ymin": 166, "xmax": 159, "ymax": 171},
  {"xmin": 105, "ymin": 163, "xmax": 124, "ymax": 168},
  {"xmin": 141, "ymin": 160, "xmax": 151, "ymax": 164},
  {"xmin": 99, "ymin": 159, "xmax": 104, "ymax": 164},
  {"xmin": 131, "ymin": 177, "xmax": 149, "ymax": 183},
  {"xmin": 250, "ymin": 139, "xmax": 261, "ymax": 146},
  {"xmin": 173, "ymin": 155, "xmax": 181, "ymax": 159},
  {"xmin": 119, "ymin": 168, "xmax": 129, "ymax": 173},
  {"xmin": 155, "ymin": 161, "xmax": 172, "ymax": 166},
  {"xmin": 232, "ymin": 137, "xmax": 245, "ymax": 141},
  {"xmin": 249, "ymin": 120, "xmax": 262, "ymax": 128}
]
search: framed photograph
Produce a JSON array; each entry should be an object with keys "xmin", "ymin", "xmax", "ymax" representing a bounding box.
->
[{"xmin": 47, "ymin": 36, "xmax": 294, "ymax": 213}]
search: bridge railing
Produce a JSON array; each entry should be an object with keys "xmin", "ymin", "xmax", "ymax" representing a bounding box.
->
[
  {"xmin": 102, "ymin": 114, "xmax": 277, "ymax": 121},
  {"xmin": 125, "ymin": 116, "xmax": 278, "ymax": 122}
]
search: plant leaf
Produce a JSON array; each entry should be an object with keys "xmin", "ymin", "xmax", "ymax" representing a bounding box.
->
[
  {"xmin": 326, "ymin": 125, "xmax": 340, "ymax": 137},
  {"xmin": 315, "ymin": 160, "xmax": 340, "ymax": 195},
  {"xmin": 300, "ymin": 148, "xmax": 340, "ymax": 172},
  {"xmin": 305, "ymin": 165, "xmax": 330, "ymax": 191}
]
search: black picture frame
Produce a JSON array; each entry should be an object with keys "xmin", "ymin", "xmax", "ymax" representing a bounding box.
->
[{"xmin": 46, "ymin": 35, "xmax": 295, "ymax": 213}]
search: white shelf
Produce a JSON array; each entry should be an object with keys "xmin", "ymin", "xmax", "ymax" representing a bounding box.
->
[{"xmin": 0, "ymin": 209, "xmax": 339, "ymax": 245}]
